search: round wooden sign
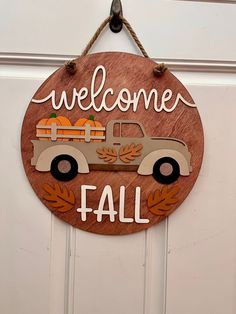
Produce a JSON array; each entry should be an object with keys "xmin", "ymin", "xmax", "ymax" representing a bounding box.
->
[{"xmin": 21, "ymin": 52, "xmax": 204, "ymax": 235}]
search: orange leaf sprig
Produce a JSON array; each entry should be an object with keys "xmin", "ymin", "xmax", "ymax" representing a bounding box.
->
[
  {"xmin": 96, "ymin": 147, "xmax": 117, "ymax": 163},
  {"xmin": 147, "ymin": 185, "xmax": 180, "ymax": 216},
  {"xmin": 43, "ymin": 183, "xmax": 75, "ymax": 212},
  {"xmin": 119, "ymin": 143, "xmax": 143, "ymax": 163}
]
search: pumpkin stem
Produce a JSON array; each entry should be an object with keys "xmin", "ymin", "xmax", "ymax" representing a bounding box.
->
[
  {"xmin": 89, "ymin": 115, "xmax": 94, "ymax": 121},
  {"xmin": 50, "ymin": 113, "xmax": 57, "ymax": 118}
]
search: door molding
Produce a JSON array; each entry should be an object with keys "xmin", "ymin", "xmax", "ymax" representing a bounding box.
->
[{"xmin": 1, "ymin": 52, "xmax": 236, "ymax": 73}]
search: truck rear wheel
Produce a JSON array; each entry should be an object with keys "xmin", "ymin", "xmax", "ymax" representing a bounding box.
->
[
  {"xmin": 153, "ymin": 157, "xmax": 180, "ymax": 184},
  {"xmin": 50, "ymin": 154, "xmax": 78, "ymax": 181}
]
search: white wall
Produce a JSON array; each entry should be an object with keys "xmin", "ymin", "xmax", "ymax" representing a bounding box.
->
[{"xmin": 0, "ymin": 1, "xmax": 236, "ymax": 314}]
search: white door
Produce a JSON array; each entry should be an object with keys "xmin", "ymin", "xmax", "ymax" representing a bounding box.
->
[{"xmin": 1, "ymin": 1, "xmax": 236, "ymax": 313}]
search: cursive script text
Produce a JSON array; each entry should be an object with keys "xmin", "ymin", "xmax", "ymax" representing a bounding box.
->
[{"xmin": 32, "ymin": 65, "xmax": 196, "ymax": 113}]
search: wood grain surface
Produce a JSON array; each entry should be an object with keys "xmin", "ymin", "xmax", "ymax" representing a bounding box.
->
[{"xmin": 21, "ymin": 52, "xmax": 204, "ymax": 235}]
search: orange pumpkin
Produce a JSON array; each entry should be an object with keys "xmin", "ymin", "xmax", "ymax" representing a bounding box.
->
[
  {"xmin": 73, "ymin": 115, "xmax": 104, "ymax": 142},
  {"xmin": 37, "ymin": 113, "xmax": 71, "ymax": 141}
]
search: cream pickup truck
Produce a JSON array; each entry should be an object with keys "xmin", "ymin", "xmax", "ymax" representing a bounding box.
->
[{"xmin": 31, "ymin": 120, "xmax": 192, "ymax": 184}]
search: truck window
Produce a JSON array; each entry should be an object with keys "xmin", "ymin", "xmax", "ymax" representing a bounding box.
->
[
  {"xmin": 113, "ymin": 123, "xmax": 121, "ymax": 137},
  {"xmin": 121, "ymin": 123, "xmax": 144, "ymax": 138}
]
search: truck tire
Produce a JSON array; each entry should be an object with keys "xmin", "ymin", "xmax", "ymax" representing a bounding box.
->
[
  {"xmin": 50, "ymin": 154, "xmax": 78, "ymax": 181},
  {"xmin": 153, "ymin": 157, "xmax": 180, "ymax": 184}
]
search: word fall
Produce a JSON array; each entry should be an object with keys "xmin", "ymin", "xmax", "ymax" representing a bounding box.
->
[{"xmin": 76, "ymin": 185, "xmax": 150, "ymax": 224}]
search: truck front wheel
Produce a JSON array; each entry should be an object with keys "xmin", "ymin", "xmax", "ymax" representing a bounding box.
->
[
  {"xmin": 50, "ymin": 154, "xmax": 78, "ymax": 181},
  {"xmin": 153, "ymin": 157, "xmax": 180, "ymax": 184}
]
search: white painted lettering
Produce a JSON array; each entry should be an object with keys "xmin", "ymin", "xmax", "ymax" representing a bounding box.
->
[
  {"xmin": 32, "ymin": 65, "xmax": 196, "ymax": 112},
  {"xmin": 76, "ymin": 185, "xmax": 96, "ymax": 221},
  {"xmin": 94, "ymin": 185, "xmax": 118, "ymax": 222},
  {"xmin": 134, "ymin": 187, "xmax": 150, "ymax": 224},
  {"xmin": 119, "ymin": 186, "xmax": 134, "ymax": 223}
]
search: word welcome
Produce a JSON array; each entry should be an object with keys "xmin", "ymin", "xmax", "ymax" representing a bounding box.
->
[
  {"xmin": 76, "ymin": 185, "xmax": 150, "ymax": 224},
  {"xmin": 32, "ymin": 65, "xmax": 196, "ymax": 113}
]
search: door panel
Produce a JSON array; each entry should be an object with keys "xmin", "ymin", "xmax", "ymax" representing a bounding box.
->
[{"xmin": 0, "ymin": 1, "xmax": 236, "ymax": 314}]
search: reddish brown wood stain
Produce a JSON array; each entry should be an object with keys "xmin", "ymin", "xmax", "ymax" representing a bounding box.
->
[{"xmin": 21, "ymin": 52, "xmax": 204, "ymax": 235}]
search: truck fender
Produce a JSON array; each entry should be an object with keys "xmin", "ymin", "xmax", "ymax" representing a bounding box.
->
[
  {"xmin": 137, "ymin": 149, "xmax": 190, "ymax": 176},
  {"xmin": 35, "ymin": 145, "xmax": 89, "ymax": 173}
]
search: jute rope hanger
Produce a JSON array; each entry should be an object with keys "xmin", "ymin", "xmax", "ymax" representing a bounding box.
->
[
  {"xmin": 81, "ymin": 15, "xmax": 149, "ymax": 58},
  {"xmin": 65, "ymin": 1, "xmax": 167, "ymax": 76}
]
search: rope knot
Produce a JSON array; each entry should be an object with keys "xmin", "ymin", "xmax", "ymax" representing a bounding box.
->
[
  {"xmin": 153, "ymin": 63, "xmax": 167, "ymax": 77},
  {"xmin": 65, "ymin": 60, "xmax": 77, "ymax": 74}
]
